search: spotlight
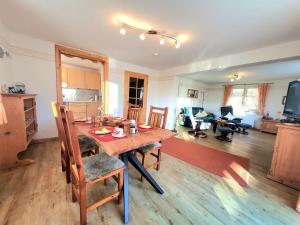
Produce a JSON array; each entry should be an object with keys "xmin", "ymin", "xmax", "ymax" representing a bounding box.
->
[
  {"xmin": 120, "ymin": 27, "xmax": 126, "ymax": 35},
  {"xmin": 175, "ymin": 40, "xmax": 181, "ymax": 48},
  {"xmin": 160, "ymin": 37, "xmax": 165, "ymax": 45},
  {"xmin": 139, "ymin": 33, "xmax": 146, "ymax": 40}
]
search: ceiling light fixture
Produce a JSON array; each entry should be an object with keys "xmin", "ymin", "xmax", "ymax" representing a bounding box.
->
[
  {"xmin": 120, "ymin": 27, "xmax": 126, "ymax": 35},
  {"xmin": 139, "ymin": 33, "xmax": 146, "ymax": 40},
  {"xmin": 230, "ymin": 74, "xmax": 241, "ymax": 82},
  {"xmin": 115, "ymin": 17, "xmax": 183, "ymax": 48}
]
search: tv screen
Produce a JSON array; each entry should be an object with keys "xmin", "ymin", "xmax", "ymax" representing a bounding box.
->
[{"xmin": 283, "ymin": 80, "xmax": 300, "ymax": 119}]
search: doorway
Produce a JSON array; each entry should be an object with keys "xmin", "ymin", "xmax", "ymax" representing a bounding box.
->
[{"xmin": 124, "ymin": 71, "xmax": 149, "ymax": 123}]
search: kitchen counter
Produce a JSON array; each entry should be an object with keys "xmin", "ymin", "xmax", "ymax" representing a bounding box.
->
[{"xmin": 64, "ymin": 101, "xmax": 99, "ymax": 103}]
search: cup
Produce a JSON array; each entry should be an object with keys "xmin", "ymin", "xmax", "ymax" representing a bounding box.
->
[{"xmin": 114, "ymin": 127, "xmax": 124, "ymax": 135}]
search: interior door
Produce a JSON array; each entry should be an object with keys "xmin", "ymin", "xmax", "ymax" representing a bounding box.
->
[{"xmin": 124, "ymin": 71, "xmax": 148, "ymax": 123}]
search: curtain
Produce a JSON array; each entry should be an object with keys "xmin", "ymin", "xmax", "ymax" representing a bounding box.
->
[
  {"xmin": 258, "ymin": 83, "xmax": 270, "ymax": 115},
  {"xmin": 223, "ymin": 85, "xmax": 233, "ymax": 106},
  {"xmin": 0, "ymin": 95, "xmax": 7, "ymax": 125}
]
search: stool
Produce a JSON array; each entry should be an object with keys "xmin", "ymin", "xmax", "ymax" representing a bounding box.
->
[{"xmin": 236, "ymin": 123, "xmax": 252, "ymax": 134}]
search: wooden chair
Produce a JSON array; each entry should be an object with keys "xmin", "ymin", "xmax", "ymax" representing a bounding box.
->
[
  {"xmin": 127, "ymin": 105, "xmax": 141, "ymax": 122},
  {"xmin": 64, "ymin": 109, "xmax": 125, "ymax": 225},
  {"xmin": 136, "ymin": 106, "xmax": 168, "ymax": 181},
  {"xmin": 51, "ymin": 102, "xmax": 99, "ymax": 183}
]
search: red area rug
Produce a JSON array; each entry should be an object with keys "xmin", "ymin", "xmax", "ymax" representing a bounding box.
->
[{"xmin": 161, "ymin": 137, "xmax": 250, "ymax": 187}]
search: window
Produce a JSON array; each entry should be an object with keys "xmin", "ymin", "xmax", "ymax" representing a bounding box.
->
[
  {"xmin": 128, "ymin": 77, "xmax": 144, "ymax": 107},
  {"xmin": 228, "ymin": 87, "xmax": 258, "ymax": 116}
]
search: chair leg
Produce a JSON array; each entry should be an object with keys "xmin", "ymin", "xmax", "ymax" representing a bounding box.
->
[
  {"xmin": 140, "ymin": 153, "xmax": 146, "ymax": 182},
  {"xmin": 156, "ymin": 149, "xmax": 161, "ymax": 171},
  {"xmin": 65, "ymin": 153, "xmax": 71, "ymax": 184},
  {"xmin": 118, "ymin": 170, "xmax": 124, "ymax": 204},
  {"xmin": 61, "ymin": 149, "xmax": 66, "ymax": 172},
  {"xmin": 95, "ymin": 145, "xmax": 100, "ymax": 154},
  {"xmin": 79, "ymin": 184, "xmax": 87, "ymax": 225},
  {"xmin": 71, "ymin": 173, "xmax": 77, "ymax": 203}
]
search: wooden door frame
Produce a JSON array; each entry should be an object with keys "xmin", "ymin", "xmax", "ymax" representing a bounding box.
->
[
  {"xmin": 124, "ymin": 71, "xmax": 149, "ymax": 123},
  {"xmin": 55, "ymin": 44, "xmax": 109, "ymax": 113}
]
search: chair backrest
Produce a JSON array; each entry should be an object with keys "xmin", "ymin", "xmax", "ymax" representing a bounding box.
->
[
  {"xmin": 64, "ymin": 109, "xmax": 85, "ymax": 179},
  {"xmin": 127, "ymin": 106, "xmax": 141, "ymax": 122},
  {"xmin": 148, "ymin": 105, "xmax": 168, "ymax": 129},
  {"xmin": 221, "ymin": 106, "xmax": 233, "ymax": 116},
  {"xmin": 51, "ymin": 102, "xmax": 68, "ymax": 152}
]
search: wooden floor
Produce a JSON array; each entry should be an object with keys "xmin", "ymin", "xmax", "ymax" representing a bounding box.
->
[{"xmin": 1, "ymin": 127, "xmax": 300, "ymax": 225}]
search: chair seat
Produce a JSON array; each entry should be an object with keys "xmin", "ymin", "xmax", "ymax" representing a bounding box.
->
[
  {"xmin": 78, "ymin": 135, "xmax": 98, "ymax": 153},
  {"xmin": 137, "ymin": 142, "xmax": 162, "ymax": 154},
  {"xmin": 217, "ymin": 126, "xmax": 233, "ymax": 133},
  {"xmin": 83, "ymin": 152, "xmax": 124, "ymax": 181}
]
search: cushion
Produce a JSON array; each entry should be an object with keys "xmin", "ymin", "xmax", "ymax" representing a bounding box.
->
[
  {"xmin": 78, "ymin": 135, "xmax": 98, "ymax": 153},
  {"xmin": 195, "ymin": 110, "xmax": 208, "ymax": 118},
  {"xmin": 83, "ymin": 152, "xmax": 124, "ymax": 181},
  {"xmin": 225, "ymin": 112, "xmax": 235, "ymax": 120},
  {"xmin": 137, "ymin": 142, "xmax": 162, "ymax": 154}
]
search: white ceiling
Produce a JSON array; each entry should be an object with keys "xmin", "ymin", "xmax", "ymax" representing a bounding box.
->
[
  {"xmin": 183, "ymin": 58, "xmax": 300, "ymax": 83},
  {"xmin": 1, "ymin": 0, "xmax": 300, "ymax": 70}
]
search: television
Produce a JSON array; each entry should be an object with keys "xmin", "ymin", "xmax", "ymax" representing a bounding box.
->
[{"xmin": 283, "ymin": 80, "xmax": 300, "ymax": 120}]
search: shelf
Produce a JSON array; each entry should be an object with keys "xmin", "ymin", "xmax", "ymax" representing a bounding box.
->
[
  {"xmin": 25, "ymin": 119, "xmax": 35, "ymax": 128},
  {"xmin": 24, "ymin": 106, "xmax": 36, "ymax": 113}
]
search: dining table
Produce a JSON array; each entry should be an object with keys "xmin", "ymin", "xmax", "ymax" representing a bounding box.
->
[{"xmin": 75, "ymin": 123, "xmax": 176, "ymax": 224}]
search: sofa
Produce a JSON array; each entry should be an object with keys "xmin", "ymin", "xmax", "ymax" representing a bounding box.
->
[{"xmin": 178, "ymin": 107, "xmax": 215, "ymax": 129}]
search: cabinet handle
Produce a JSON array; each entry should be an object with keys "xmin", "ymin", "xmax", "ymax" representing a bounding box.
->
[{"xmin": 4, "ymin": 131, "xmax": 11, "ymax": 135}]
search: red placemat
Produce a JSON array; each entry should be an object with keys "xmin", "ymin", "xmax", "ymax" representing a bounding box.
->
[{"xmin": 88, "ymin": 127, "xmax": 127, "ymax": 142}]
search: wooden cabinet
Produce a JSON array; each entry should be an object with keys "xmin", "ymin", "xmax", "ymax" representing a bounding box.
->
[
  {"xmin": 87, "ymin": 102, "xmax": 99, "ymax": 117},
  {"xmin": 268, "ymin": 124, "xmax": 300, "ymax": 190},
  {"xmin": 67, "ymin": 102, "xmax": 99, "ymax": 119},
  {"xmin": 0, "ymin": 94, "xmax": 37, "ymax": 169},
  {"xmin": 261, "ymin": 119, "xmax": 279, "ymax": 134},
  {"xmin": 67, "ymin": 67, "xmax": 86, "ymax": 89},
  {"xmin": 62, "ymin": 66, "xmax": 100, "ymax": 90},
  {"xmin": 85, "ymin": 71, "xmax": 100, "ymax": 90}
]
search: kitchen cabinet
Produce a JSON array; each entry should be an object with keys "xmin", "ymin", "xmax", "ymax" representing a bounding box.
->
[
  {"xmin": 67, "ymin": 67, "xmax": 86, "ymax": 89},
  {"xmin": 85, "ymin": 71, "xmax": 100, "ymax": 90},
  {"xmin": 87, "ymin": 102, "xmax": 99, "ymax": 117},
  {"xmin": 61, "ymin": 67, "xmax": 68, "ymax": 87}
]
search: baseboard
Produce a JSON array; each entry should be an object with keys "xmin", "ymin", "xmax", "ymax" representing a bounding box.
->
[{"xmin": 31, "ymin": 137, "xmax": 58, "ymax": 144}]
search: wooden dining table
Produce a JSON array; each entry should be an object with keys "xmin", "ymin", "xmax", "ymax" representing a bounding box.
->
[{"xmin": 75, "ymin": 124, "xmax": 175, "ymax": 224}]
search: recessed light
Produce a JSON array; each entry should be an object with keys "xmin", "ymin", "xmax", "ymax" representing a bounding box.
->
[{"xmin": 153, "ymin": 53, "xmax": 159, "ymax": 56}]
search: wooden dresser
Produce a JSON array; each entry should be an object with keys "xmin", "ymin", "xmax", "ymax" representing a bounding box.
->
[
  {"xmin": 0, "ymin": 94, "xmax": 37, "ymax": 169},
  {"xmin": 268, "ymin": 123, "xmax": 300, "ymax": 190},
  {"xmin": 261, "ymin": 119, "xmax": 280, "ymax": 134}
]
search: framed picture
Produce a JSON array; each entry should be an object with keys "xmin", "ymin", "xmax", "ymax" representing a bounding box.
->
[{"xmin": 187, "ymin": 89, "xmax": 199, "ymax": 98}]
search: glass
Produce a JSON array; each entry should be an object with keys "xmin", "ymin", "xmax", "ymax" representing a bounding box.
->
[
  {"xmin": 129, "ymin": 77, "xmax": 137, "ymax": 88},
  {"xmin": 129, "ymin": 98, "xmax": 136, "ymax": 105},
  {"xmin": 137, "ymin": 79, "xmax": 144, "ymax": 88},
  {"xmin": 129, "ymin": 88, "xmax": 137, "ymax": 98}
]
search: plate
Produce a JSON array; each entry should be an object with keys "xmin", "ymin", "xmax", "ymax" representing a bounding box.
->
[
  {"xmin": 112, "ymin": 133, "xmax": 127, "ymax": 138},
  {"xmin": 95, "ymin": 128, "xmax": 111, "ymax": 135},
  {"xmin": 139, "ymin": 124, "xmax": 151, "ymax": 129}
]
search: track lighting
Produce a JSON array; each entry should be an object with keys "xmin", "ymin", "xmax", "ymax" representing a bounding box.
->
[
  {"xmin": 230, "ymin": 74, "xmax": 241, "ymax": 82},
  {"xmin": 115, "ymin": 16, "xmax": 184, "ymax": 48}
]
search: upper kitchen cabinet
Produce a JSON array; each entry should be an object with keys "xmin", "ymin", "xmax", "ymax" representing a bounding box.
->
[
  {"xmin": 61, "ymin": 67, "xmax": 68, "ymax": 87},
  {"xmin": 67, "ymin": 67, "xmax": 86, "ymax": 89},
  {"xmin": 85, "ymin": 71, "xmax": 100, "ymax": 90}
]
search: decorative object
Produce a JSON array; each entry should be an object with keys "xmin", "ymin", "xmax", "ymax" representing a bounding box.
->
[
  {"xmin": 114, "ymin": 16, "xmax": 184, "ymax": 48},
  {"xmin": 187, "ymin": 89, "xmax": 198, "ymax": 98}
]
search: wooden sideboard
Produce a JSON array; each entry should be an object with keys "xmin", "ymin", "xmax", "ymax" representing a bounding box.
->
[
  {"xmin": 261, "ymin": 119, "xmax": 280, "ymax": 134},
  {"xmin": 0, "ymin": 94, "xmax": 37, "ymax": 169},
  {"xmin": 268, "ymin": 123, "xmax": 300, "ymax": 190}
]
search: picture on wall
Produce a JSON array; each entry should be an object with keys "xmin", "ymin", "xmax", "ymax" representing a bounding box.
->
[{"xmin": 187, "ymin": 89, "xmax": 199, "ymax": 98}]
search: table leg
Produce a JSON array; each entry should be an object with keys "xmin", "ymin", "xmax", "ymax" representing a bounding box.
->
[
  {"xmin": 127, "ymin": 151, "xmax": 164, "ymax": 194},
  {"xmin": 120, "ymin": 153, "xmax": 129, "ymax": 224}
]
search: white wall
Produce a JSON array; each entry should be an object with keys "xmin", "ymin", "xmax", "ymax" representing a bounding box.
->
[
  {"xmin": 0, "ymin": 23, "xmax": 159, "ymax": 139},
  {"xmin": 0, "ymin": 20, "xmax": 12, "ymax": 86}
]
